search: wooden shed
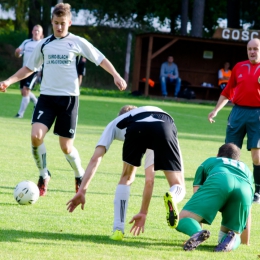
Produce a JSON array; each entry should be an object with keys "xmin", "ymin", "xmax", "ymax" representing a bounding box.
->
[{"xmin": 132, "ymin": 32, "xmax": 248, "ymax": 100}]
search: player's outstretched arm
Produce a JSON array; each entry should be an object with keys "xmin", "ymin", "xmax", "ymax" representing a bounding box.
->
[
  {"xmin": 0, "ymin": 66, "xmax": 33, "ymax": 92},
  {"xmin": 66, "ymin": 146, "xmax": 106, "ymax": 212},
  {"xmin": 99, "ymin": 58, "xmax": 127, "ymax": 91},
  {"xmin": 208, "ymin": 95, "xmax": 229, "ymax": 123},
  {"xmin": 129, "ymin": 164, "xmax": 155, "ymax": 236}
]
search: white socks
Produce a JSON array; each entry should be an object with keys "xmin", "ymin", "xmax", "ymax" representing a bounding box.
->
[
  {"xmin": 18, "ymin": 93, "xmax": 37, "ymax": 117},
  {"xmin": 65, "ymin": 147, "xmax": 84, "ymax": 177},
  {"xmin": 29, "ymin": 92, "xmax": 37, "ymax": 106},
  {"xmin": 113, "ymin": 184, "xmax": 130, "ymax": 233},
  {"xmin": 169, "ymin": 184, "xmax": 186, "ymax": 203},
  {"xmin": 32, "ymin": 143, "xmax": 49, "ymax": 179},
  {"xmin": 18, "ymin": 96, "xmax": 30, "ymax": 117}
]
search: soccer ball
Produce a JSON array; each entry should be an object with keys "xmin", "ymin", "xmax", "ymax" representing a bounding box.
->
[{"xmin": 13, "ymin": 180, "xmax": 40, "ymax": 205}]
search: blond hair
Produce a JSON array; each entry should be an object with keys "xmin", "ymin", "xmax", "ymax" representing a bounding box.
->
[
  {"xmin": 52, "ymin": 3, "xmax": 72, "ymax": 19},
  {"xmin": 118, "ymin": 105, "xmax": 137, "ymax": 116}
]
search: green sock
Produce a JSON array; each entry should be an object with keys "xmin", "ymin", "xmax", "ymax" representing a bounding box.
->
[{"xmin": 176, "ymin": 218, "xmax": 202, "ymax": 237}]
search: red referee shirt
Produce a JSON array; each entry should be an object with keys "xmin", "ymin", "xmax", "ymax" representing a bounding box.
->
[{"xmin": 222, "ymin": 60, "xmax": 260, "ymax": 107}]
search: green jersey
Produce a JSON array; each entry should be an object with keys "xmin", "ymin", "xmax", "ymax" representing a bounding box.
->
[{"xmin": 193, "ymin": 157, "xmax": 254, "ymax": 188}]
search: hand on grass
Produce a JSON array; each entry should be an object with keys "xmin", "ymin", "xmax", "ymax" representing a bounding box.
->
[
  {"xmin": 129, "ymin": 213, "xmax": 147, "ymax": 236},
  {"xmin": 66, "ymin": 191, "xmax": 85, "ymax": 212}
]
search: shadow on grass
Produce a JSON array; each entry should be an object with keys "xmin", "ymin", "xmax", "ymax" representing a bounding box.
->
[{"xmin": 0, "ymin": 228, "xmax": 215, "ymax": 252}]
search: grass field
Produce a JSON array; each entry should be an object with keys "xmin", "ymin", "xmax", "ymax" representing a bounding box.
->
[{"xmin": 0, "ymin": 88, "xmax": 259, "ymax": 260}]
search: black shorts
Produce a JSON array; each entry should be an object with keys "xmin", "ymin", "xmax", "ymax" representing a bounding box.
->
[
  {"xmin": 32, "ymin": 95, "xmax": 79, "ymax": 138},
  {"xmin": 20, "ymin": 72, "xmax": 38, "ymax": 90},
  {"xmin": 122, "ymin": 113, "xmax": 182, "ymax": 171}
]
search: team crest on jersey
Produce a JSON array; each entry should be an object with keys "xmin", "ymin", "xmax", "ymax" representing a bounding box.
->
[
  {"xmin": 258, "ymin": 76, "xmax": 260, "ymax": 84},
  {"xmin": 67, "ymin": 42, "xmax": 74, "ymax": 48}
]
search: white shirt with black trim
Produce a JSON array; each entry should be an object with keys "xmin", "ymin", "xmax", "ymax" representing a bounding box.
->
[
  {"xmin": 19, "ymin": 39, "xmax": 41, "ymax": 67},
  {"xmin": 97, "ymin": 106, "xmax": 170, "ymax": 152},
  {"xmin": 26, "ymin": 33, "xmax": 105, "ymax": 96}
]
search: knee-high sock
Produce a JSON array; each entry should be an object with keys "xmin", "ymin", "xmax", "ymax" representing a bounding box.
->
[
  {"xmin": 18, "ymin": 96, "xmax": 30, "ymax": 116},
  {"xmin": 65, "ymin": 147, "xmax": 84, "ymax": 177},
  {"xmin": 176, "ymin": 218, "xmax": 202, "ymax": 236},
  {"xmin": 169, "ymin": 184, "xmax": 186, "ymax": 203},
  {"xmin": 29, "ymin": 92, "xmax": 37, "ymax": 106},
  {"xmin": 113, "ymin": 184, "xmax": 130, "ymax": 233},
  {"xmin": 253, "ymin": 164, "xmax": 260, "ymax": 193},
  {"xmin": 32, "ymin": 143, "xmax": 49, "ymax": 178}
]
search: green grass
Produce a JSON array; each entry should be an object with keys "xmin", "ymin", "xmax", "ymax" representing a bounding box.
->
[{"xmin": 0, "ymin": 88, "xmax": 259, "ymax": 260}]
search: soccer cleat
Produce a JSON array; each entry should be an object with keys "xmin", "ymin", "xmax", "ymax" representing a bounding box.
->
[
  {"xmin": 14, "ymin": 113, "xmax": 23, "ymax": 118},
  {"xmin": 214, "ymin": 230, "xmax": 236, "ymax": 252},
  {"xmin": 183, "ymin": 230, "xmax": 211, "ymax": 251},
  {"xmin": 37, "ymin": 170, "xmax": 51, "ymax": 196},
  {"xmin": 164, "ymin": 192, "xmax": 179, "ymax": 228},
  {"xmin": 253, "ymin": 193, "xmax": 260, "ymax": 204},
  {"xmin": 109, "ymin": 230, "xmax": 124, "ymax": 241},
  {"xmin": 75, "ymin": 177, "xmax": 82, "ymax": 193}
]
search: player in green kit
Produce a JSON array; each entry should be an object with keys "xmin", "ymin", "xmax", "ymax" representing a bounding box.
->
[{"xmin": 176, "ymin": 143, "xmax": 254, "ymax": 252}]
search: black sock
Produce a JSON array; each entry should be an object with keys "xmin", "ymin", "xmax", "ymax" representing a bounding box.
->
[{"xmin": 253, "ymin": 164, "xmax": 260, "ymax": 193}]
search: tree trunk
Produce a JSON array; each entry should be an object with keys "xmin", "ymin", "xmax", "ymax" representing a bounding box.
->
[
  {"xmin": 28, "ymin": 0, "xmax": 42, "ymax": 38},
  {"xmin": 181, "ymin": 0, "xmax": 189, "ymax": 35},
  {"xmin": 41, "ymin": 0, "xmax": 52, "ymax": 37},
  {"xmin": 191, "ymin": 0, "xmax": 205, "ymax": 37},
  {"xmin": 227, "ymin": 0, "xmax": 240, "ymax": 28},
  {"xmin": 14, "ymin": 0, "xmax": 28, "ymax": 31}
]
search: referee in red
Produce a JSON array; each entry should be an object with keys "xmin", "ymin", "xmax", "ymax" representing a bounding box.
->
[{"xmin": 208, "ymin": 38, "xmax": 260, "ymax": 204}]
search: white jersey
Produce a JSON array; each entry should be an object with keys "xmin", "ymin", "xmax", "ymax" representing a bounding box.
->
[
  {"xmin": 26, "ymin": 33, "xmax": 105, "ymax": 96},
  {"xmin": 97, "ymin": 106, "xmax": 170, "ymax": 152},
  {"xmin": 19, "ymin": 39, "xmax": 41, "ymax": 67}
]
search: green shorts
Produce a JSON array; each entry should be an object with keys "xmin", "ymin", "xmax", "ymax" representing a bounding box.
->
[
  {"xmin": 183, "ymin": 173, "xmax": 253, "ymax": 233},
  {"xmin": 226, "ymin": 105, "xmax": 260, "ymax": 150}
]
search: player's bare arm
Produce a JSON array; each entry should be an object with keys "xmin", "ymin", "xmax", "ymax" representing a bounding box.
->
[
  {"xmin": 99, "ymin": 58, "xmax": 127, "ymax": 91},
  {"xmin": 208, "ymin": 95, "xmax": 229, "ymax": 123},
  {"xmin": 14, "ymin": 47, "xmax": 22, "ymax": 58},
  {"xmin": 0, "ymin": 66, "xmax": 34, "ymax": 92},
  {"xmin": 67, "ymin": 146, "xmax": 106, "ymax": 212}
]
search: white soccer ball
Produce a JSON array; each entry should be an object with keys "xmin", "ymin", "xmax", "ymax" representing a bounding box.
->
[{"xmin": 13, "ymin": 180, "xmax": 40, "ymax": 205}]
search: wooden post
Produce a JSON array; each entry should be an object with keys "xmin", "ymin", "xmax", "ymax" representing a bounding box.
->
[
  {"xmin": 124, "ymin": 31, "xmax": 132, "ymax": 85},
  {"xmin": 132, "ymin": 36, "xmax": 142, "ymax": 92},
  {"xmin": 144, "ymin": 36, "xmax": 153, "ymax": 96}
]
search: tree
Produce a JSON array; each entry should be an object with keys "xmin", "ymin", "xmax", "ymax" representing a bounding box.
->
[
  {"xmin": 181, "ymin": 0, "xmax": 189, "ymax": 35},
  {"xmin": 227, "ymin": 0, "xmax": 240, "ymax": 28},
  {"xmin": 191, "ymin": 0, "xmax": 205, "ymax": 37}
]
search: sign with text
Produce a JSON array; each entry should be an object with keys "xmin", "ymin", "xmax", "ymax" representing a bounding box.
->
[{"xmin": 213, "ymin": 28, "xmax": 260, "ymax": 41}]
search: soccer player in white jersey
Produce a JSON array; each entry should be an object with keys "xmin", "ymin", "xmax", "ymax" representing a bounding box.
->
[
  {"xmin": 14, "ymin": 24, "xmax": 43, "ymax": 118},
  {"xmin": 0, "ymin": 3, "xmax": 127, "ymax": 197},
  {"xmin": 67, "ymin": 105, "xmax": 186, "ymax": 241}
]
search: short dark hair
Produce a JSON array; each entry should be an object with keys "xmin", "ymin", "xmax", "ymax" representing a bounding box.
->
[
  {"xmin": 217, "ymin": 143, "xmax": 240, "ymax": 160},
  {"xmin": 52, "ymin": 3, "xmax": 72, "ymax": 19}
]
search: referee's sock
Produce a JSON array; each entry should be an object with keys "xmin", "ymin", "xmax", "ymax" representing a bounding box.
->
[{"xmin": 253, "ymin": 164, "xmax": 260, "ymax": 194}]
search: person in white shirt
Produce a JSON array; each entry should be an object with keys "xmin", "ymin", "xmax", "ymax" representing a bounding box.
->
[
  {"xmin": 67, "ymin": 105, "xmax": 186, "ymax": 241},
  {"xmin": 14, "ymin": 24, "xmax": 43, "ymax": 118},
  {"xmin": 0, "ymin": 3, "xmax": 127, "ymax": 197}
]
